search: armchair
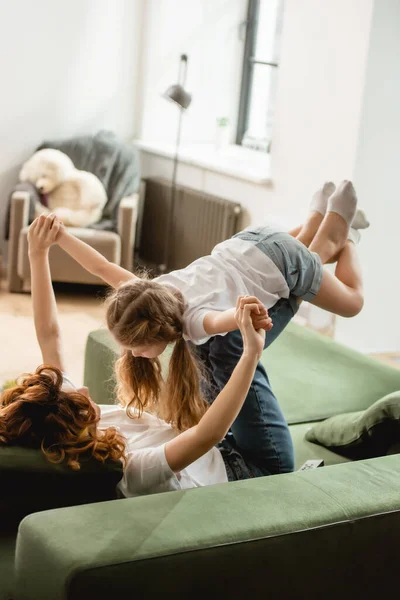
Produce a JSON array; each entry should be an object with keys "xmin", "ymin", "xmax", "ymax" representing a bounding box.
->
[{"xmin": 6, "ymin": 130, "xmax": 140, "ymax": 291}]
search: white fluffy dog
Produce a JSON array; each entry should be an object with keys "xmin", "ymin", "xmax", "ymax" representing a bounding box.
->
[{"xmin": 19, "ymin": 148, "xmax": 107, "ymax": 227}]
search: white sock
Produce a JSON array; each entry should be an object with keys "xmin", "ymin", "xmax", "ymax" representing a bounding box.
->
[
  {"xmin": 327, "ymin": 180, "xmax": 357, "ymax": 225},
  {"xmin": 348, "ymin": 228, "xmax": 361, "ymax": 244},
  {"xmin": 352, "ymin": 208, "xmax": 370, "ymax": 230},
  {"xmin": 309, "ymin": 181, "xmax": 336, "ymax": 216}
]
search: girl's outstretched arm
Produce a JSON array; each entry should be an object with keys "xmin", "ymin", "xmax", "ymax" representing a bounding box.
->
[
  {"xmin": 28, "ymin": 214, "xmax": 65, "ymax": 371},
  {"xmin": 165, "ymin": 297, "xmax": 266, "ymax": 472},
  {"xmin": 203, "ymin": 296, "xmax": 272, "ymax": 335},
  {"xmin": 56, "ymin": 224, "xmax": 136, "ymax": 289}
]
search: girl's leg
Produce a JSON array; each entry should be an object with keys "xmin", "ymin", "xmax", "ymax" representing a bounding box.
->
[
  {"xmin": 309, "ymin": 241, "xmax": 363, "ymax": 317},
  {"xmin": 288, "ymin": 224, "xmax": 302, "ymax": 238},
  {"xmin": 195, "ymin": 300, "xmax": 296, "ymax": 477}
]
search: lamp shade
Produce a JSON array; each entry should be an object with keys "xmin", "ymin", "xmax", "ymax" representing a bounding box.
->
[{"xmin": 163, "ymin": 84, "xmax": 192, "ymax": 110}]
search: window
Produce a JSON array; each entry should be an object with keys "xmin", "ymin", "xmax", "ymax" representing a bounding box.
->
[{"xmin": 236, "ymin": 0, "xmax": 285, "ymax": 152}]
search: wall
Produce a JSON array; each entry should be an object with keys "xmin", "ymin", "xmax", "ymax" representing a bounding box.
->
[
  {"xmin": 0, "ymin": 0, "xmax": 144, "ymax": 256},
  {"xmin": 334, "ymin": 0, "xmax": 400, "ymax": 353},
  {"xmin": 270, "ymin": 0, "xmax": 374, "ymax": 225},
  {"xmin": 137, "ymin": 0, "xmax": 374, "ymax": 224},
  {"xmin": 137, "ymin": 0, "xmax": 247, "ymax": 145}
]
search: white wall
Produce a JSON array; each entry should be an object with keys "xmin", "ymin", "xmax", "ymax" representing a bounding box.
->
[
  {"xmin": 0, "ymin": 0, "xmax": 144, "ymax": 253},
  {"xmin": 334, "ymin": 0, "xmax": 400, "ymax": 353},
  {"xmin": 137, "ymin": 0, "xmax": 247, "ymax": 145},
  {"xmin": 138, "ymin": 0, "xmax": 374, "ymax": 224},
  {"xmin": 269, "ymin": 0, "xmax": 374, "ymax": 224}
]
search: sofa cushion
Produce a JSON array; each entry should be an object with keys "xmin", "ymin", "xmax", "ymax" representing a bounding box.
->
[
  {"xmin": 17, "ymin": 226, "xmax": 121, "ymax": 284},
  {"xmin": 289, "ymin": 423, "xmax": 352, "ymax": 469},
  {"xmin": 305, "ymin": 391, "xmax": 400, "ymax": 459},
  {"xmin": 0, "ymin": 445, "xmax": 123, "ymax": 532}
]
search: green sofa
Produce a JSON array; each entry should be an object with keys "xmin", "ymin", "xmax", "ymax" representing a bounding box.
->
[{"xmin": 2, "ymin": 323, "xmax": 400, "ymax": 600}]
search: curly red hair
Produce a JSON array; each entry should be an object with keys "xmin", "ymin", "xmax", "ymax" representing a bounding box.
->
[{"xmin": 0, "ymin": 365, "xmax": 125, "ymax": 470}]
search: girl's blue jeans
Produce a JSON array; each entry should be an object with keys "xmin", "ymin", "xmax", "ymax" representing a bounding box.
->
[{"xmin": 192, "ymin": 297, "xmax": 298, "ymax": 477}]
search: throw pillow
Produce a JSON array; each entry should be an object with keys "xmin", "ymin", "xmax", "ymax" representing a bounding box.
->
[{"xmin": 305, "ymin": 391, "xmax": 400, "ymax": 459}]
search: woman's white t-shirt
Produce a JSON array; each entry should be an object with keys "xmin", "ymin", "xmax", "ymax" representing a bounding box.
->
[
  {"xmin": 155, "ymin": 237, "xmax": 289, "ymax": 345},
  {"xmin": 100, "ymin": 405, "xmax": 228, "ymax": 497},
  {"xmin": 62, "ymin": 376, "xmax": 228, "ymax": 497}
]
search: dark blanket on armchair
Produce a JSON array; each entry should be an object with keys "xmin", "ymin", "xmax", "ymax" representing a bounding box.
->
[{"xmin": 4, "ymin": 130, "xmax": 140, "ymax": 240}]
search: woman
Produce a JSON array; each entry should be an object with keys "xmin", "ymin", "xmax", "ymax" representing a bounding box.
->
[{"xmin": 0, "ymin": 214, "xmax": 268, "ymax": 494}]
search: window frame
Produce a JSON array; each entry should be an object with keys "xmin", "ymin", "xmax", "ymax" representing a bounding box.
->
[{"xmin": 236, "ymin": 0, "xmax": 280, "ymax": 148}]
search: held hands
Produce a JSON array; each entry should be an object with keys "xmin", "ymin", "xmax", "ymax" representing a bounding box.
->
[
  {"xmin": 28, "ymin": 214, "xmax": 62, "ymax": 256},
  {"xmin": 235, "ymin": 296, "xmax": 266, "ymax": 360},
  {"xmin": 238, "ymin": 295, "xmax": 273, "ymax": 332}
]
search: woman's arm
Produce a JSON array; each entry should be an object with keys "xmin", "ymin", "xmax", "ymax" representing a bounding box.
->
[
  {"xmin": 203, "ymin": 296, "xmax": 272, "ymax": 335},
  {"xmin": 28, "ymin": 215, "xmax": 65, "ymax": 371},
  {"xmin": 56, "ymin": 225, "xmax": 136, "ymax": 289},
  {"xmin": 165, "ymin": 297, "xmax": 266, "ymax": 472}
]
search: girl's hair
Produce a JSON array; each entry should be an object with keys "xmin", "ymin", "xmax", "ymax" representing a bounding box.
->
[
  {"xmin": 0, "ymin": 366, "xmax": 126, "ymax": 470},
  {"xmin": 107, "ymin": 278, "xmax": 208, "ymax": 430}
]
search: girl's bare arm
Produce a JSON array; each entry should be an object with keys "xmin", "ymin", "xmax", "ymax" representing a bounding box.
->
[
  {"xmin": 28, "ymin": 215, "xmax": 65, "ymax": 371},
  {"xmin": 57, "ymin": 225, "xmax": 136, "ymax": 289}
]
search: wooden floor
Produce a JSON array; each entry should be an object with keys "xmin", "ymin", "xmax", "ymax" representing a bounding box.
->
[
  {"xmin": 0, "ymin": 278, "xmax": 105, "ymax": 387},
  {"xmin": 0, "ymin": 274, "xmax": 399, "ymax": 389}
]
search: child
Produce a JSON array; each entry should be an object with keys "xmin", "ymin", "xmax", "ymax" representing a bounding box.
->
[
  {"xmin": 0, "ymin": 215, "xmax": 268, "ymax": 492},
  {"xmin": 54, "ymin": 180, "xmax": 366, "ymax": 431}
]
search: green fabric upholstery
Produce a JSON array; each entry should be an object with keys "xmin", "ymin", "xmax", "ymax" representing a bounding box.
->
[
  {"xmin": 84, "ymin": 329, "xmax": 120, "ymax": 405},
  {"xmin": 15, "ymin": 454, "xmax": 400, "ymax": 600},
  {"xmin": 1, "ymin": 323, "xmax": 399, "ymax": 600},
  {"xmin": 84, "ymin": 324, "xmax": 400, "ymax": 424},
  {"xmin": 0, "ymin": 445, "xmax": 123, "ymax": 532},
  {"xmin": 290, "ymin": 423, "xmax": 352, "ymax": 469},
  {"xmin": 305, "ymin": 390, "xmax": 400, "ymax": 459},
  {"xmin": 265, "ymin": 324, "xmax": 400, "ymax": 424},
  {"xmin": 0, "ymin": 536, "xmax": 15, "ymax": 600}
]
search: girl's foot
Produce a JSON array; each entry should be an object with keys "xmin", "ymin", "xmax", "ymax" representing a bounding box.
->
[
  {"xmin": 327, "ymin": 180, "xmax": 358, "ymax": 225},
  {"xmin": 352, "ymin": 208, "xmax": 370, "ymax": 230},
  {"xmin": 309, "ymin": 181, "xmax": 358, "ymax": 263},
  {"xmin": 309, "ymin": 181, "xmax": 336, "ymax": 216},
  {"xmin": 296, "ymin": 181, "xmax": 336, "ymax": 246}
]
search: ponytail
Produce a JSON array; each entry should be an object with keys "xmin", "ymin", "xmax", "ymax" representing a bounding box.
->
[{"xmin": 164, "ymin": 338, "xmax": 208, "ymax": 430}]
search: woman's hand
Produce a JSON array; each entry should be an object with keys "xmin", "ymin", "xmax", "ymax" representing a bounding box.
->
[
  {"xmin": 235, "ymin": 296, "xmax": 266, "ymax": 360},
  {"xmin": 28, "ymin": 214, "xmax": 61, "ymax": 256}
]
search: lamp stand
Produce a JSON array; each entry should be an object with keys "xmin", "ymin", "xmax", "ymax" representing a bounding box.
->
[{"xmin": 158, "ymin": 54, "xmax": 189, "ymax": 274}]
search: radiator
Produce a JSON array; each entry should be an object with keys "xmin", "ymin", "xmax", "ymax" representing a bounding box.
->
[{"xmin": 138, "ymin": 177, "xmax": 242, "ymax": 272}]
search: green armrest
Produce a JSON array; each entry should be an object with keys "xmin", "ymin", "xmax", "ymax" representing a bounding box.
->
[
  {"xmin": 84, "ymin": 329, "xmax": 119, "ymax": 405},
  {"xmin": 15, "ymin": 454, "xmax": 400, "ymax": 600}
]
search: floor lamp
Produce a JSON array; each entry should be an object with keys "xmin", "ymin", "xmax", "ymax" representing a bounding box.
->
[{"xmin": 159, "ymin": 53, "xmax": 192, "ymax": 273}]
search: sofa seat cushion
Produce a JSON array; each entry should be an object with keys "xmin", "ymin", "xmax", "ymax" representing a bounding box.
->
[
  {"xmin": 17, "ymin": 226, "xmax": 121, "ymax": 284},
  {"xmin": 305, "ymin": 391, "xmax": 400, "ymax": 459},
  {"xmin": 290, "ymin": 423, "xmax": 352, "ymax": 469}
]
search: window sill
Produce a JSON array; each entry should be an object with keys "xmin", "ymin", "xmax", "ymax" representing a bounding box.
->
[{"xmin": 134, "ymin": 140, "xmax": 271, "ymax": 185}]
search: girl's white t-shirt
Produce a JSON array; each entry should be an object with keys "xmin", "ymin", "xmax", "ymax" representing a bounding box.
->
[
  {"xmin": 154, "ymin": 237, "xmax": 289, "ymax": 345},
  {"xmin": 100, "ymin": 404, "xmax": 228, "ymax": 497}
]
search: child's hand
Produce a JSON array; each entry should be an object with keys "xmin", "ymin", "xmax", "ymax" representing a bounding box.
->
[
  {"xmin": 28, "ymin": 214, "xmax": 61, "ymax": 256},
  {"xmin": 235, "ymin": 296, "xmax": 266, "ymax": 359},
  {"xmin": 239, "ymin": 296, "xmax": 273, "ymax": 332}
]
